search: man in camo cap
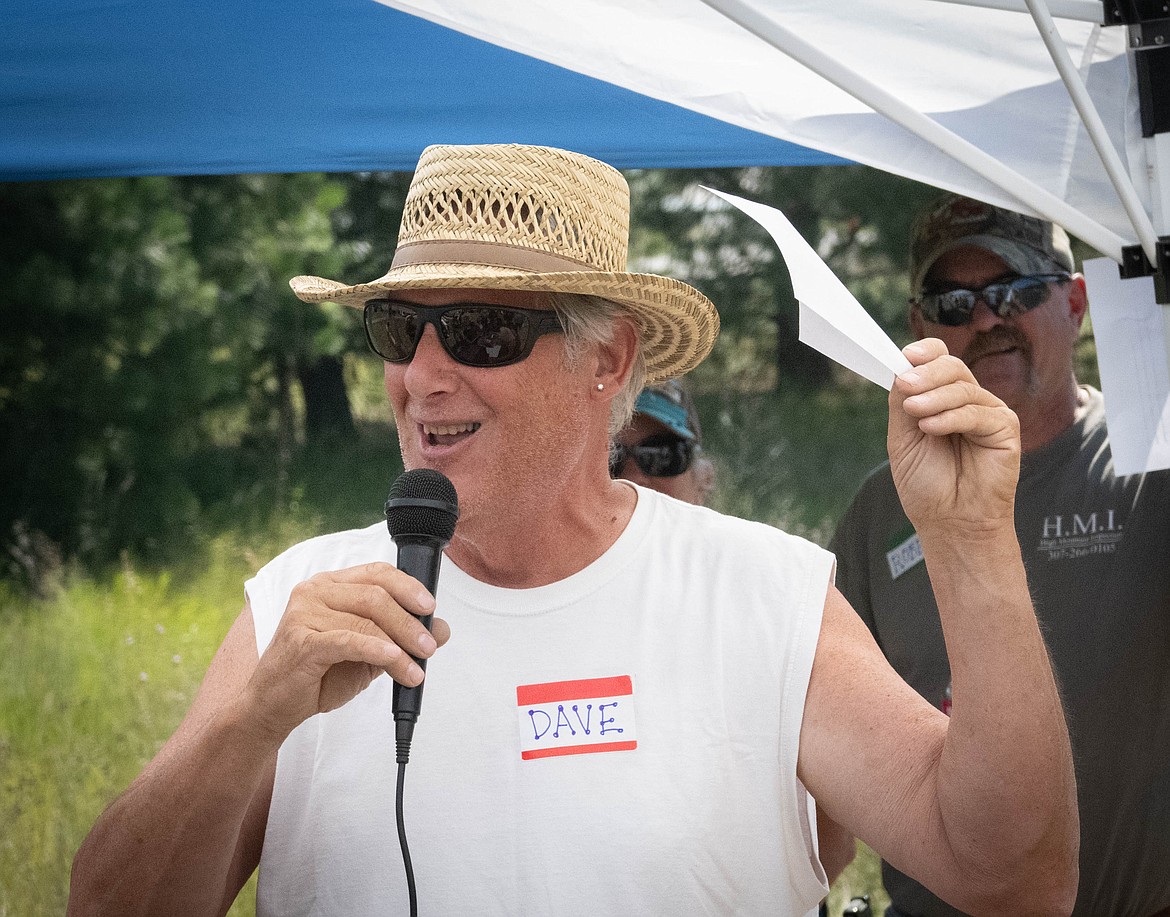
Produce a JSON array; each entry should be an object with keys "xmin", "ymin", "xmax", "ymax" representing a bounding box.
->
[{"xmin": 833, "ymin": 192, "xmax": 1170, "ymax": 917}]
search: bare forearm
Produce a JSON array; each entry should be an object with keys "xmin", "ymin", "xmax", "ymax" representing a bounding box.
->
[
  {"xmin": 816, "ymin": 805, "xmax": 856, "ymax": 884},
  {"xmin": 923, "ymin": 527, "xmax": 1078, "ymax": 910},
  {"xmin": 68, "ymin": 695, "xmax": 278, "ymax": 917}
]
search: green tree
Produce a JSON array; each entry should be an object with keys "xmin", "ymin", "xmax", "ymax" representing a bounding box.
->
[
  {"xmin": 328, "ymin": 171, "xmax": 414, "ymax": 284},
  {"xmin": 2, "ymin": 178, "xmax": 213, "ymax": 583},
  {"xmin": 172, "ymin": 174, "xmax": 355, "ymax": 449},
  {"xmin": 0, "ymin": 173, "xmax": 354, "ymax": 587}
]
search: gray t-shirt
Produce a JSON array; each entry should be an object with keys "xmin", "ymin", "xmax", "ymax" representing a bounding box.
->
[{"xmin": 831, "ymin": 387, "xmax": 1170, "ymax": 917}]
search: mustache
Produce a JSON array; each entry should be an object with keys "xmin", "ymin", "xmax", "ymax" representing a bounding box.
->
[{"xmin": 962, "ymin": 325, "xmax": 1032, "ymax": 367}]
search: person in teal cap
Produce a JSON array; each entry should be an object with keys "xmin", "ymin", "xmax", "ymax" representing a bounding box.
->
[{"xmin": 610, "ymin": 379, "xmax": 715, "ymax": 505}]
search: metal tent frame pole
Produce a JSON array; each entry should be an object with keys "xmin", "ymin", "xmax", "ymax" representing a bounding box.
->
[
  {"xmin": 1027, "ymin": 0, "xmax": 1159, "ymax": 265},
  {"xmin": 1103, "ymin": 0, "xmax": 1170, "ymax": 373}
]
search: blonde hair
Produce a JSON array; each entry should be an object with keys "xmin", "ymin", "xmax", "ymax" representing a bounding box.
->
[{"xmin": 546, "ymin": 292, "xmax": 647, "ymax": 439}]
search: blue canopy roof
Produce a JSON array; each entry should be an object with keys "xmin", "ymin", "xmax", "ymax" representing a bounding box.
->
[{"xmin": 0, "ymin": 0, "xmax": 843, "ymax": 181}]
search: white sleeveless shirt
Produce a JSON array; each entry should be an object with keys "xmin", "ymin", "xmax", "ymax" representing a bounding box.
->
[{"xmin": 247, "ymin": 485, "xmax": 834, "ymax": 916}]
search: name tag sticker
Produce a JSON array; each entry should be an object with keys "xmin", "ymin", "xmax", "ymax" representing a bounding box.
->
[
  {"xmin": 886, "ymin": 532, "xmax": 924, "ymax": 580},
  {"xmin": 516, "ymin": 675, "xmax": 637, "ymax": 761}
]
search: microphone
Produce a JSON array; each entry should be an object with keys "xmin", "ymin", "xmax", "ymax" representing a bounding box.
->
[{"xmin": 385, "ymin": 468, "xmax": 459, "ymax": 763}]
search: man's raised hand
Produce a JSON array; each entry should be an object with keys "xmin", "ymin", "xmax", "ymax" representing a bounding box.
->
[{"xmin": 887, "ymin": 338, "xmax": 1021, "ymax": 538}]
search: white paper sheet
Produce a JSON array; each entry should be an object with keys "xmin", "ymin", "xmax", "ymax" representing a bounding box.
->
[
  {"xmin": 1081, "ymin": 257, "xmax": 1170, "ymax": 475},
  {"xmin": 704, "ymin": 187, "xmax": 911, "ymax": 389}
]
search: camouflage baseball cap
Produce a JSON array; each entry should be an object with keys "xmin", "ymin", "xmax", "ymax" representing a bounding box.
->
[
  {"xmin": 909, "ymin": 194, "xmax": 1074, "ymax": 297},
  {"xmin": 634, "ymin": 379, "xmax": 702, "ymax": 442}
]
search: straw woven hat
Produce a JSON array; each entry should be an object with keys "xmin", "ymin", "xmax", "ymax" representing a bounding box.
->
[{"xmin": 290, "ymin": 143, "xmax": 719, "ymax": 383}]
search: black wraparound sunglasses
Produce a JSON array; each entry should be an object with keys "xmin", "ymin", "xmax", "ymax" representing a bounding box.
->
[
  {"xmin": 610, "ymin": 433, "xmax": 696, "ymax": 478},
  {"xmin": 364, "ymin": 299, "xmax": 564, "ymax": 367},
  {"xmin": 914, "ymin": 273, "xmax": 1071, "ymax": 327}
]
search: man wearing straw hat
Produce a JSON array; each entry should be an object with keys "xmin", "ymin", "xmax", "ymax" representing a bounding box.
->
[{"xmin": 69, "ymin": 145, "xmax": 1076, "ymax": 917}]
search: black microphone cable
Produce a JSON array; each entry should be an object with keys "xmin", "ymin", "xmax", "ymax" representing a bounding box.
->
[
  {"xmin": 395, "ymin": 759, "xmax": 417, "ymax": 917},
  {"xmin": 384, "ymin": 469, "xmax": 459, "ymax": 917}
]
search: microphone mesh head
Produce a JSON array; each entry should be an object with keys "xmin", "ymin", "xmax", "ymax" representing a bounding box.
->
[{"xmin": 385, "ymin": 469, "xmax": 459, "ymax": 543}]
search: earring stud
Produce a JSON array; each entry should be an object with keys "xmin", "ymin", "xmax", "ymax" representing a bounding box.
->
[{"xmin": 596, "ymin": 383, "xmax": 605, "ymax": 392}]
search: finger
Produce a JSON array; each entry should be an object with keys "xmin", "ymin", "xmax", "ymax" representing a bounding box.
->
[
  {"xmin": 902, "ymin": 337, "xmax": 949, "ymax": 366},
  {"xmin": 900, "ymin": 377, "xmax": 995, "ymax": 421},
  {"xmin": 294, "ymin": 580, "xmax": 441, "ymax": 658},
  {"xmin": 895, "ymin": 353, "xmax": 976, "ymax": 400},
  {"xmin": 890, "ymin": 342, "xmax": 960, "ymax": 422},
  {"xmin": 301, "ymin": 626, "xmax": 426, "ymax": 687},
  {"xmin": 430, "ymin": 616, "xmax": 451, "ymax": 648},
  {"xmin": 321, "ymin": 601, "xmax": 449, "ymax": 661},
  {"xmin": 288, "ymin": 604, "xmax": 433, "ymax": 688},
  {"xmin": 317, "ymin": 562, "xmax": 438, "ymax": 617},
  {"xmin": 914, "ymin": 401, "xmax": 1020, "ymax": 446}
]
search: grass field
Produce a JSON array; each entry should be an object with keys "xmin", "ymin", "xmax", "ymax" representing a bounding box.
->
[
  {"xmin": 1, "ymin": 383, "xmax": 894, "ymax": 916},
  {"xmin": 0, "ymin": 539, "xmax": 259, "ymax": 916}
]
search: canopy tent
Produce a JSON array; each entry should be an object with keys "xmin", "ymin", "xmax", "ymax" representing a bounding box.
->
[
  {"xmin": 5, "ymin": 0, "xmax": 1164, "ymax": 246},
  {"xmin": 2, "ymin": 1, "xmax": 1155, "ymax": 251}
]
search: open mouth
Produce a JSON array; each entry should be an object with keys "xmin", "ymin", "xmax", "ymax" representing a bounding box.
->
[{"xmin": 422, "ymin": 422, "xmax": 481, "ymax": 447}]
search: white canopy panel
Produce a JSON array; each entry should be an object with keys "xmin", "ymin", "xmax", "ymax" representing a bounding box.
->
[{"xmin": 386, "ymin": 0, "xmax": 1138, "ymax": 252}]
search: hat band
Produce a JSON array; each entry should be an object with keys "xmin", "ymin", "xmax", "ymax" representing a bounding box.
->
[{"xmin": 390, "ymin": 239, "xmax": 601, "ymax": 274}]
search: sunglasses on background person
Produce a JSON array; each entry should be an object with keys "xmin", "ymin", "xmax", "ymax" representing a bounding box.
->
[
  {"xmin": 364, "ymin": 299, "xmax": 564, "ymax": 367},
  {"xmin": 610, "ymin": 433, "xmax": 696, "ymax": 478},
  {"xmin": 914, "ymin": 272, "xmax": 1072, "ymax": 327}
]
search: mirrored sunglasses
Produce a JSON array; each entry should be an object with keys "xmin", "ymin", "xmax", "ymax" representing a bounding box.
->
[
  {"xmin": 915, "ymin": 273, "xmax": 1071, "ymax": 327},
  {"xmin": 364, "ymin": 299, "xmax": 564, "ymax": 368},
  {"xmin": 610, "ymin": 433, "xmax": 696, "ymax": 478}
]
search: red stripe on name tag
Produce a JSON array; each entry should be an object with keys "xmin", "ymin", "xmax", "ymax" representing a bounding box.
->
[
  {"xmin": 515, "ymin": 675, "xmax": 632, "ymax": 706},
  {"xmin": 521, "ymin": 740, "xmax": 637, "ymax": 761}
]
